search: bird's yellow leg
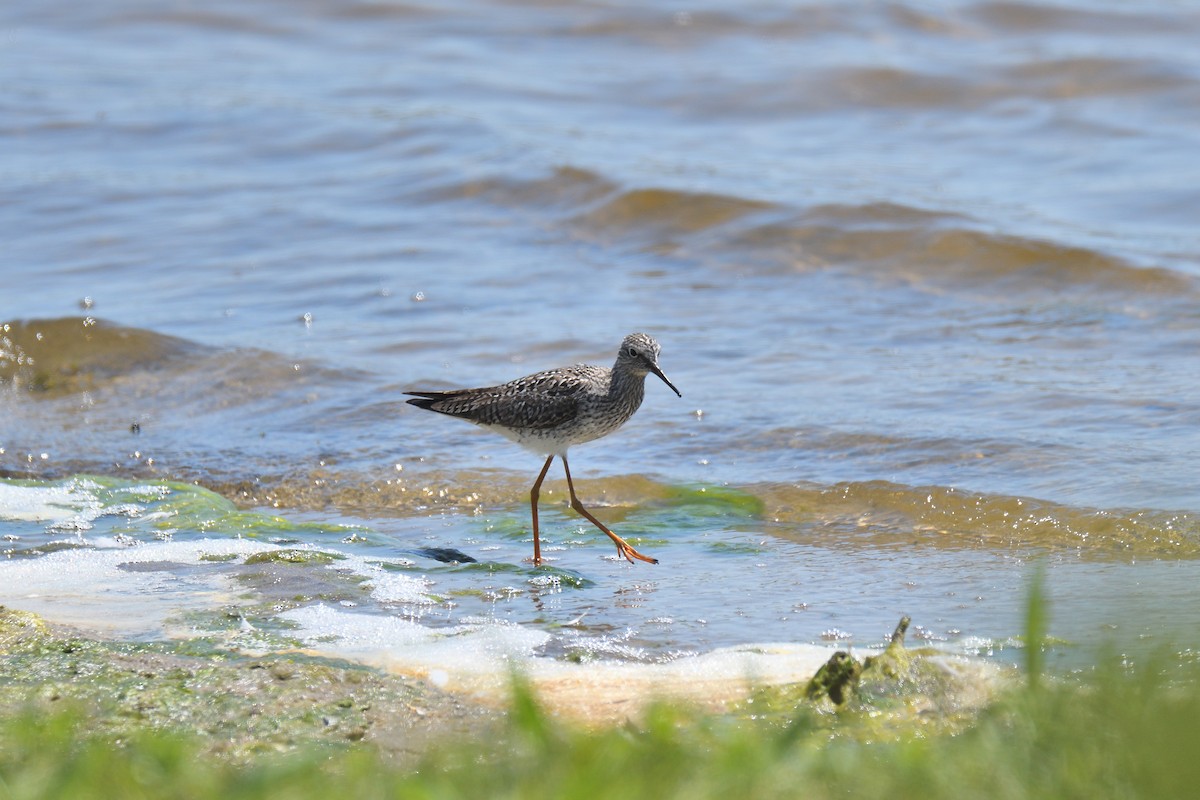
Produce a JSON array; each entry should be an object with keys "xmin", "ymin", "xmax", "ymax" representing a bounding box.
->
[
  {"xmin": 529, "ymin": 454, "xmax": 555, "ymax": 566},
  {"xmin": 561, "ymin": 455, "xmax": 658, "ymax": 565}
]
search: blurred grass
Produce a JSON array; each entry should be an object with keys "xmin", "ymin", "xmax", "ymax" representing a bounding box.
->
[
  {"xmin": 3, "ymin": 575, "xmax": 1200, "ymax": 799},
  {"xmin": 3, "ymin": 651, "xmax": 1200, "ymax": 799}
]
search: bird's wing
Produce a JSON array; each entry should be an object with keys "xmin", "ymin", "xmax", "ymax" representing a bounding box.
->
[{"xmin": 406, "ymin": 366, "xmax": 595, "ymax": 430}]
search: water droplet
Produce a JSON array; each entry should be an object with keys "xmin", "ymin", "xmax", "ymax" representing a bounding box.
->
[
  {"xmin": 821, "ymin": 628, "xmax": 853, "ymax": 641},
  {"xmin": 411, "ymin": 291, "xmax": 426, "ymax": 302}
]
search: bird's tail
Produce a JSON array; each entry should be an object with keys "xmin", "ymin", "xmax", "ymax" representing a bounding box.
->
[{"xmin": 405, "ymin": 390, "xmax": 462, "ymax": 412}]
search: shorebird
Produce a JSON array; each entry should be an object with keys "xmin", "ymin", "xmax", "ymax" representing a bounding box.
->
[{"xmin": 406, "ymin": 333, "xmax": 681, "ymax": 566}]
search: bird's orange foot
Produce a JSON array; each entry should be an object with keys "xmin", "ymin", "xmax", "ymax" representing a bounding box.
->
[{"xmin": 615, "ymin": 539, "xmax": 658, "ymax": 565}]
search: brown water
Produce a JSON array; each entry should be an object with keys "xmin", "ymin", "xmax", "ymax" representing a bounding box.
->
[{"xmin": 4, "ymin": 0, "xmax": 1200, "ymax": 669}]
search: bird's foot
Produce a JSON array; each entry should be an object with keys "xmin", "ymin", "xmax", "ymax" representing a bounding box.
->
[{"xmin": 615, "ymin": 539, "xmax": 658, "ymax": 565}]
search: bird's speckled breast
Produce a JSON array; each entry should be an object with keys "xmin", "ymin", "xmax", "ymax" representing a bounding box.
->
[{"xmin": 482, "ymin": 378, "xmax": 645, "ymax": 456}]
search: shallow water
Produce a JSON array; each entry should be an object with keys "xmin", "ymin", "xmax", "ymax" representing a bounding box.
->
[{"xmin": 4, "ymin": 0, "xmax": 1200, "ymax": 675}]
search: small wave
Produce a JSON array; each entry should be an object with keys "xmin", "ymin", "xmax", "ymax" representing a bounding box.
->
[
  {"xmin": 0, "ymin": 317, "xmax": 202, "ymax": 396},
  {"xmin": 0, "ymin": 317, "xmax": 373, "ymax": 486},
  {"xmin": 804, "ymin": 55, "xmax": 1197, "ymax": 111},
  {"xmin": 421, "ymin": 167, "xmax": 773, "ymax": 239},
  {"xmin": 103, "ymin": 8, "xmax": 297, "ymax": 38},
  {"xmin": 819, "ymin": 67, "xmax": 981, "ymax": 110},
  {"xmin": 562, "ymin": 4, "xmax": 970, "ymax": 44},
  {"xmin": 202, "ymin": 468, "xmax": 677, "ymax": 521},
  {"xmin": 202, "ymin": 465, "xmax": 1200, "ymax": 562},
  {"xmin": 421, "ymin": 169, "xmax": 779, "ymax": 251},
  {"xmin": 417, "ymin": 166, "xmax": 616, "ymax": 212},
  {"xmin": 0, "ymin": 316, "xmax": 363, "ymax": 402},
  {"xmin": 1004, "ymin": 57, "xmax": 1195, "ymax": 99},
  {"xmin": 972, "ymin": 2, "xmax": 1185, "ymax": 35},
  {"xmin": 328, "ymin": 3, "xmax": 449, "ymax": 23},
  {"xmin": 756, "ymin": 480, "xmax": 1200, "ymax": 560},
  {"xmin": 722, "ymin": 203, "xmax": 1194, "ymax": 295},
  {"xmin": 422, "ymin": 165, "xmax": 1192, "ymax": 295},
  {"xmin": 568, "ymin": 187, "xmax": 775, "ymax": 243}
]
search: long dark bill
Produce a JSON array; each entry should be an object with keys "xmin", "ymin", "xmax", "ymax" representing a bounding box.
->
[{"xmin": 650, "ymin": 364, "xmax": 682, "ymax": 397}]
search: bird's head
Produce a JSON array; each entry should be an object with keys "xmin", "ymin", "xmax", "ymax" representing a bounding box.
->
[{"xmin": 617, "ymin": 333, "xmax": 681, "ymax": 397}]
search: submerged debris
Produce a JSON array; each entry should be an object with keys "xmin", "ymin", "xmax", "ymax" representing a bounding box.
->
[
  {"xmin": 414, "ymin": 547, "xmax": 478, "ymax": 564},
  {"xmin": 755, "ymin": 616, "xmax": 1004, "ymax": 738}
]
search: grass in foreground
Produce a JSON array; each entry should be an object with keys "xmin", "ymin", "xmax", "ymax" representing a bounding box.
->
[
  {"xmin": 3, "ymin": 649, "xmax": 1200, "ymax": 800},
  {"xmin": 3, "ymin": 576, "xmax": 1197, "ymax": 799}
]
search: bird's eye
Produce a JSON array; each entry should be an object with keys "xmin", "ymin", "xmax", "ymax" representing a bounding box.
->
[{"xmin": 625, "ymin": 346, "xmax": 638, "ymax": 358}]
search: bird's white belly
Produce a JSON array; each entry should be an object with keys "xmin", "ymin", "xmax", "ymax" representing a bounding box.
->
[{"xmin": 479, "ymin": 418, "xmax": 622, "ymax": 457}]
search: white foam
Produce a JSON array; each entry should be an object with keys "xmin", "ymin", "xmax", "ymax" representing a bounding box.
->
[
  {"xmin": 322, "ymin": 557, "xmax": 435, "ymax": 606},
  {"xmin": 281, "ymin": 602, "xmax": 550, "ymax": 674},
  {"xmin": 276, "ymin": 602, "xmax": 870, "ymax": 722},
  {"xmin": 0, "ymin": 478, "xmax": 169, "ymax": 534},
  {"xmin": 0, "ymin": 480, "xmax": 97, "ymax": 525},
  {"xmin": 0, "ymin": 537, "xmax": 277, "ymax": 636}
]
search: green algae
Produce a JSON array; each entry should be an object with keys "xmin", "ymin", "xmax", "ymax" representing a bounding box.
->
[
  {"xmin": 243, "ymin": 549, "xmax": 344, "ymax": 566},
  {"xmin": 4, "ymin": 541, "xmax": 92, "ymax": 558},
  {"xmin": 229, "ymin": 562, "xmax": 374, "ymax": 617},
  {"xmin": 117, "ymin": 479, "xmax": 363, "ymax": 541},
  {"xmin": 198, "ymin": 552, "xmax": 240, "ymax": 563},
  {"xmin": 663, "ymin": 484, "xmax": 765, "ymax": 518},
  {"xmin": 1, "ymin": 475, "xmax": 370, "ymax": 546},
  {"xmin": 446, "ymin": 588, "xmax": 488, "ymax": 599},
  {"xmin": 0, "ymin": 606, "xmax": 497, "ymax": 763},
  {"xmin": 529, "ymin": 566, "xmax": 592, "ymax": 589},
  {"xmin": 704, "ymin": 540, "xmax": 766, "ymax": 555}
]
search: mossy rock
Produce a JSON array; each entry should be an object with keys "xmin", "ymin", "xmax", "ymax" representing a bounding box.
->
[
  {"xmin": 745, "ymin": 615, "xmax": 999, "ymax": 739},
  {"xmin": 804, "ymin": 650, "xmax": 862, "ymax": 705},
  {"xmin": 243, "ymin": 549, "xmax": 342, "ymax": 566}
]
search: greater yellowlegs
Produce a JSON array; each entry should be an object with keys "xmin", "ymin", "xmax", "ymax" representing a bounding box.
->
[{"xmin": 406, "ymin": 333, "xmax": 681, "ymax": 565}]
